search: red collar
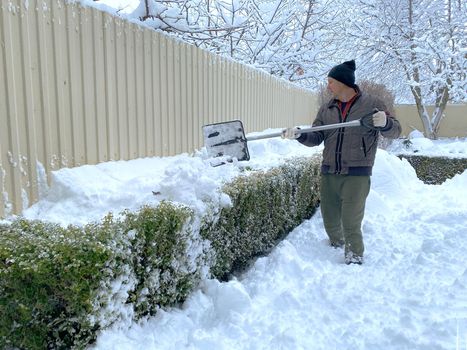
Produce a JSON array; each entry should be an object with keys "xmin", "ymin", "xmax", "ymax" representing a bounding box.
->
[{"xmin": 338, "ymin": 93, "xmax": 358, "ymax": 121}]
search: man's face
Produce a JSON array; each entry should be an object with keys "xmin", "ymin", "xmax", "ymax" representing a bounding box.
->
[{"xmin": 327, "ymin": 77, "xmax": 345, "ymax": 96}]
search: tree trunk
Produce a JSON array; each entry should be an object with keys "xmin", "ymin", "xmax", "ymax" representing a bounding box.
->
[
  {"xmin": 410, "ymin": 86, "xmax": 434, "ymax": 139},
  {"xmin": 431, "ymin": 86, "xmax": 450, "ymax": 140},
  {"xmin": 407, "ymin": 0, "xmax": 437, "ymax": 140}
]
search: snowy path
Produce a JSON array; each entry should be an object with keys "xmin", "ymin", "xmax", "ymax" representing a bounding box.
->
[{"xmin": 92, "ymin": 152, "xmax": 467, "ymax": 350}]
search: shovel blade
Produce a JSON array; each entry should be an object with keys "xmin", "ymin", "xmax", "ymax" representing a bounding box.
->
[{"xmin": 203, "ymin": 120, "xmax": 250, "ymax": 161}]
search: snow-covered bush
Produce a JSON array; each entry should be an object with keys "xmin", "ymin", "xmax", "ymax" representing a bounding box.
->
[
  {"xmin": 122, "ymin": 202, "xmax": 209, "ymax": 318},
  {"xmin": 201, "ymin": 156, "xmax": 321, "ymax": 280},
  {"xmin": 398, "ymin": 155, "xmax": 467, "ymax": 185},
  {"xmin": 0, "ymin": 203, "xmax": 204, "ymax": 349},
  {"xmin": 0, "ymin": 156, "xmax": 321, "ymax": 348},
  {"xmin": 0, "ymin": 215, "xmax": 135, "ymax": 349}
]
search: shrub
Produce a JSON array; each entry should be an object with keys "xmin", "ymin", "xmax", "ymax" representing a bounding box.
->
[
  {"xmin": 0, "ymin": 202, "xmax": 204, "ymax": 349},
  {"xmin": 358, "ymin": 80, "xmax": 396, "ymax": 117},
  {"xmin": 122, "ymin": 203, "xmax": 209, "ymax": 318},
  {"xmin": 398, "ymin": 155, "xmax": 467, "ymax": 184},
  {"xmin": 0, "ymin": 215, "xmax": 134, "ymax": 349},
  {"xmin": 201, "ymin": 156, "xmax": 321, "ymax": 280},
  {"xmin": 0, "ymin": 156, "xmax": 322, "ymax": 348}
]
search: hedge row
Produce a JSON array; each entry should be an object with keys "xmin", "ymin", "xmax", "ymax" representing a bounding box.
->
[
  {"xmin": 202, "ymin": 158, "xmax": 320, "ymax": 280},
  {"xmin": 0, "ymin": 156, "xmax": 321, "ymax": 349},
  {"xmin": 398, "ymin": 155, "xmax": 467, "ymax": 184},
  {"xmin": 0, "ymin": 203, "xmax": 201, "ymax": 350}
]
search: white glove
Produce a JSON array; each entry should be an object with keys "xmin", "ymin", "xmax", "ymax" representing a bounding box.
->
[
  {"xmin": 281, "ymin": 127, "xmax": 301, "ymax": 139},
  {"xmin": 372, "ymin": 111, "xmax": 387, "ymax": 128}
]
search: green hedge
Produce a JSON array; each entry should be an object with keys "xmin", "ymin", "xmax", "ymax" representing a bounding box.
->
[
  {"xmin": 0, "ymin": 203, "xmax": 203, "ymax": 350},
  {"xmin": 0, "ymin": 156, "xmax": 321, "ymax": 349},
  {"xmin": 123, "ymin": 204, "xmax": 207, "ymax": 317},
  {"xmin": 0, "ymin": 215, "xmax": 134, "ymax": 349},
  {"xmin": 398, "ymin": 155, "xmax": 467, "ymax": 184},
  {"xmin": 201, "ymin": 157, "xmax": 320, "ymax": 280}
]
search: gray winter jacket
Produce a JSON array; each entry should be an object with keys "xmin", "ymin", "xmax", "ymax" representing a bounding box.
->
[{"xmin": 297, "ymin": 88, "xmax": 401, "ymax": 175}]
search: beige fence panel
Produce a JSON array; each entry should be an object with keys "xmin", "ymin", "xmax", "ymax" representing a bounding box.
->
[
  {"xmin": 0, "ymin": 0, "xmax": 317, "ymax": 218},
  {"xmin": 1, "ymin": 1, "xmax": 39, "ymax": 215},
  {"xmin": 395, "ymin": 104, "xmax": 467, "ymax": 138}
]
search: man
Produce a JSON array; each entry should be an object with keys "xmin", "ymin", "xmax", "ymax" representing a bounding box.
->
[{"xmin": 282, "ymin": 60, "xmax": 401, "ymax": 265}]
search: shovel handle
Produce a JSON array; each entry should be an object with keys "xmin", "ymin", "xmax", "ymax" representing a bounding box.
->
[
  {"xmin": 293, "ymin": 119, "xmax": 362, "ymax": 135},
  {"xmin": 246, "ymin": 119, "xmax": 362, "ymax": 142}
]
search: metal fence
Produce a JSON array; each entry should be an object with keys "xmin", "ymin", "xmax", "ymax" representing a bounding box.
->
[{"xmin": 0, "ymin": 0, "xmax": 318, "ymax": 218}]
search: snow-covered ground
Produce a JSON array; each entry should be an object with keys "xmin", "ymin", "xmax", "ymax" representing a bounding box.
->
[{"xmin": 5, "ymin": 132, "xmax": 467, "ymax": 350}]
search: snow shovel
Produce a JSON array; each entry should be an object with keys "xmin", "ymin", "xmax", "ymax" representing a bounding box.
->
[{"xmin": 203, "ymin": 111, "xmax": 377, "ymax": 162}]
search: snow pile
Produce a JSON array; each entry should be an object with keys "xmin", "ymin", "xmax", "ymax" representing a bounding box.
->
[
  {"xmin": 16, "ymin": 130, "xmax": 321, "ymax": 227},
  {"xmin": 91, "ymin": 150, "xmax": 467, "ymax": 350},
  {"xmin": 387, "ymin": 131, "xmax": 467, "ymax": 159}
]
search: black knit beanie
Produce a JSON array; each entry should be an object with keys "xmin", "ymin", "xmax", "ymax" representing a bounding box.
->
[{"xmin": 328, "ymin": 60, "xmax": 356, "ymax": 87}]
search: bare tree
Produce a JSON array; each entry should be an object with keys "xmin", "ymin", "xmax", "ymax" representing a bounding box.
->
[
  {"xmin": 336, "ymin": 0, "xmax": 467, "ymax": 139},
  {"xmin": 239, "ymin": 0, "xmax": 339, "ymax": 86},
  {"xmin": 126, "ymin": 0, "xmax": 250, "ymax": 45}
]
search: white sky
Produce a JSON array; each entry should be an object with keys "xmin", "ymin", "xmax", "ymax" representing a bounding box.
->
[{"xmin": 7, "ymin": 131, "xmax": 467, "ymax": 350}]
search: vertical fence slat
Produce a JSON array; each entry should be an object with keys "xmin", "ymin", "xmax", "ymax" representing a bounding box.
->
[
  {"xmin": 166, "ymin": 38, "xmax": 176, "ymax": 156},
  {"xmin": 143, "ymin": 30, "xmax": 154, "ymax": 157},
  {"xmin": 93, "ymin": 10, "xmax": 108, "ymax": 162},
  {"xmin": 216, "ymin": 58, "xmax": 221, "ymax": 121},
  {"xmin": 174, "ymin": 41, "xmax": 182, "ymax": 155},
  {"xmin": 134, "ymin": 26, "xmax": 145, "ymax": 158},
  {"xmin": 103, "ymin": 12, "xmax": 117, "ymax": 161},
  {"xmin": 207, "ymin": 54, "xmax": 214, "ymax": 125},
  {"xmin": 51, "ymin": 0, "xmax": 73, "ymax": 168},
  {"xmin": 159, "ymin": 34, "xmax": 169, "ymax": 156},
  {"xmin": 81, "ymin": 6, "xmax": 98, "ymax": 164},
  {"xmin": 186, "ymin": 45, "xmax": 194, "ymax": 150},
  {"xmin": 17, "ymin": 3, "xmax": 39, "ymax": 207},
  {"xmin": 114, "ymin": 17, "xmax": 127, "ymax": 160},
  {"xmin": 152, "ymin": 32, "xmax": 162, "ymax": 157},
  {"xmin": 124, "ymin": 22, "xmax": 136, "ymax": 159},
  {"xmin": 180, "ymin": 43, "xmax": 188, "ymax": 153},
  {"xmin": 223, "ymin": 58, "xmax": 227, "ymax": 120},
  {"xmin": 67, "ymin": 2, "xmax": 86, "ymax": 167},
  {"xmin": 1, "ymin": 2, "xmax": 25, "ymax": 214},
  {"xmin": 192, "ymin": 46, "xmax": 200, "ymax": 146},
  {"xmin": 34, "ymin": 0, "xmax": 53, "ymax": 181},
  {"xmin": 201, "ymin": 50, "xmax": 209, "ymax": 128},
  {"xmin": 0, "ymin": 141, "xmax": 4, "ymax": 218},
  {"xmin": 0, "ymin": 2, "xmax": 9, "ymax": 216}
]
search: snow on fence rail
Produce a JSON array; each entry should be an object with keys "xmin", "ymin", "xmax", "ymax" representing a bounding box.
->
[{"xmin": 0, "ymin": 0, "xmax": 318, "ymax": 218}]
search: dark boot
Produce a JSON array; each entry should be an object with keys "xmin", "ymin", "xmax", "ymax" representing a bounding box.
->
[{"xmin": 345, "ymin": 252, "xmax": 363, "ymax": 265}]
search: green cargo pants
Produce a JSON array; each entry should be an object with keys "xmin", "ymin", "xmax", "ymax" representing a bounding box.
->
[{"xmin": 320, "ymin": 174, "xmax": 371, "ymax": 258}]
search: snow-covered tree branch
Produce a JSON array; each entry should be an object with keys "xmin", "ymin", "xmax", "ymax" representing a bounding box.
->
[
  {"xmin": 103, "ymin": 0, "xmax": 339, "ymax": 88},
  {"xmin": 335, "ymin": 0, "xmax": 467, "ymax": 139}
]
